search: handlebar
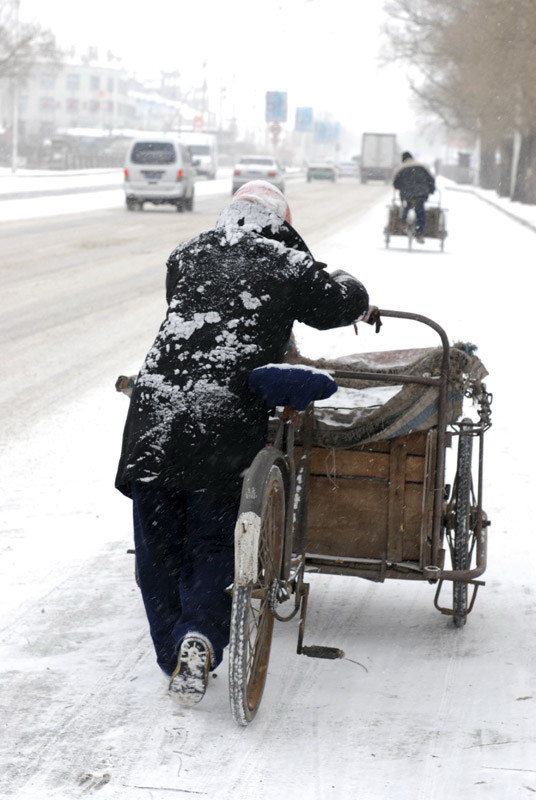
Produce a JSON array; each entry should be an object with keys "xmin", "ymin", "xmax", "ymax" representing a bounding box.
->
[
  {"xmin": 361, "ymin": 306, "xmax": 382, "ymax": 332},
  {"xmin": 353, "ymin": 306, "xmax": 382, "ymax": 336}
]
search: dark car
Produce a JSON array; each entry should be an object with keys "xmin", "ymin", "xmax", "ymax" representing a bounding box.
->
[{"xmin": 306, "ymin": 162, "xmax": 336, "ymax": 182}]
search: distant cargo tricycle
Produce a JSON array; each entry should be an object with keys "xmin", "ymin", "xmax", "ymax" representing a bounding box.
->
[{"xmin": 384, "ymin": 192, "xmax": 448, "ymax": 251}]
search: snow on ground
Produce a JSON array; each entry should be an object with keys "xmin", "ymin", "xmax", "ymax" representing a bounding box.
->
[
  {"xmin": 0, "ymin": 167, "xmax": 123, "ymax": 193},
  {"xmin": 456, "ymin": 183, "xmax": 536, "ymax": 232},
  {"xmin": 0, "ymin": 167, "xmax": 234, "ymax": 222},
  {"xmin": 1, "ymin": 180, "xmax": 536, "ymax": 799}
]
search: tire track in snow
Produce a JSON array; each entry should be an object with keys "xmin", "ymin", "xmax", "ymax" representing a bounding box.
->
[{"xmin": 205, "ymin": 576, "xmax": 379, "ymax": 799}]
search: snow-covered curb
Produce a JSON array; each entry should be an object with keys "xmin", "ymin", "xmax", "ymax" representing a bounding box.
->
[
  {"xmin": 443, "ymin": 179, "xmax": 536, "ymax": 234},
  {"xmin": 0, "ymin": 168, "xmax": 123, "ymax": 199}
]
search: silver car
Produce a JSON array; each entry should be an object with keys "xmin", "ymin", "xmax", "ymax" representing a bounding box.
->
[
  {"xmin": 124, "ymin": 138, "xmax": 196, "ymax": 212},
  {"xmin": 232, "ymin": 155, "xmax": 285, "ymax": 194}
]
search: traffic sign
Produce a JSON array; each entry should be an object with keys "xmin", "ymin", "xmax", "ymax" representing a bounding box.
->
[
  {"xmin": 295, "ymin": 107, "xmax": 313, "ymax": 132},
  {"xmin": 313, "ymin": 121, "xmax": 340, "ymax": 143},
  {"xmin": 265, "ymin": 91, "xmax": 288, "ymax": 122}
]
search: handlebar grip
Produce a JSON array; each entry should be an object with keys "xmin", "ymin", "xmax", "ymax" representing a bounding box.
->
[{"xmin": 362, "ymin": 307, "xmax": 382, "ymax": 333}]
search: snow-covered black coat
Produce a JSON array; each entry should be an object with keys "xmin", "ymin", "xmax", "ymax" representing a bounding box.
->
[
  {"xmin": 115, "ymin": 200, "xmax": 369, "ymax": 499},
  {"xmin": 393, "ymin": 158, "xmax": 436, "ymax": 200}
]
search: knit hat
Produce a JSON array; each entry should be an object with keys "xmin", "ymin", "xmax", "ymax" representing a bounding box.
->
[
  {"xmin": 402, "ymin": 151, "xmax": 413, "ymax": 161},
  {"xmin": 233, "ymin": 180, "xmax": 291, "ymax": 224}
]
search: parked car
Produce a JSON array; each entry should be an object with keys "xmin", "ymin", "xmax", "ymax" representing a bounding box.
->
[
  {"xmin": 336, "ymin": 161, "xmax": 360, "ymax": 178},
  {"xmin": 306, "ymin": 162, "xmax": 336, "ymax": 182},
  {"xmin": 124, "ymin": 137, "xmax": 196, "ymax": 212},
  {"xmin": 232, "ymin": 155, "xmax": 285, "ymax": 194}
]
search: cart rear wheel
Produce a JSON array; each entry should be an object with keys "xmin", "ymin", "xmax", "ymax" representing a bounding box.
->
[
  {"xmin": 229, "ymin": 465, "xmax": 285, "ymax": 725},
  {"xmin": 453, "ymin": 420, "xmax": 473, "ymax": 627},
  {"xmin": 406, "ymin": 214, "xmax": 415, "ymax": 250},
  {"xmin": 439, "ymin": 211, "xmax": 447, "ymax": 251}
]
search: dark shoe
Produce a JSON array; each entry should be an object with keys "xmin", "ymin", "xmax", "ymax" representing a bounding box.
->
[{"xmin": 169, "ymin": 634, "xmax": 211, "ymax": 705}]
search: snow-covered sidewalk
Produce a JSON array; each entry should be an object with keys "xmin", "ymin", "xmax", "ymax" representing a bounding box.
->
[
  {"xmin": 442, "ymin": 177, "xmax": 536, "ymax": 232},
  {"xmin": 0, "ymin": 167, "xmax": 123, "ymax": 198}
]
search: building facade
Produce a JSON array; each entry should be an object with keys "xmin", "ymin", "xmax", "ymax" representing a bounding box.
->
[{"xmin": 0, "ymin": 56, "xmax": 203, "ymax": 167}]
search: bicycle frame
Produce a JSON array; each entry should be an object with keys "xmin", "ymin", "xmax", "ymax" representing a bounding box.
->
[{"xmin": 267, "ymin": 405, "xmax": 314, "ymax": 621}]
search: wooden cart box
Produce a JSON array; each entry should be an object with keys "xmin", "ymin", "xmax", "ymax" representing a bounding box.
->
[
  {"xmin": 386, "ymin": 204, "xmax": 444, "ymax": 237},
  {"xmin": 301, "ymin": 430, "xmax": 437, "ymax": 577}
]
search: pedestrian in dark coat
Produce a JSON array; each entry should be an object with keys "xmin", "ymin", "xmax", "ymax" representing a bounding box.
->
[
  {"xmin": 115, "ymin": 180, "xmax": 370, "ymax": 703},
  {"xmin": 393, "ymin": 151, "xmax": 436, "ymax": 241}
]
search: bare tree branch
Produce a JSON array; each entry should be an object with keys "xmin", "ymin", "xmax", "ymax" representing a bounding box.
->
[{"xmin": 0, "ymin": 4, "xmax": 61, "ymax": 81}]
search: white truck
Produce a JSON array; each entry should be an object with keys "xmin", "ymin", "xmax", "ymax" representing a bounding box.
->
[
  {"xmin": 360, "ymin": 132, "xmax": 399, "ymax": 183},
  {"xmin": 178, "ymin": 132, "xmax": 218, "ymax": 179}
]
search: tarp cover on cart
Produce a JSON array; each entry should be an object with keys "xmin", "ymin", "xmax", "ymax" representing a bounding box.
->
[{"xmin": 281, "ymin": 343, "xmax": 488, "ymax": 448}]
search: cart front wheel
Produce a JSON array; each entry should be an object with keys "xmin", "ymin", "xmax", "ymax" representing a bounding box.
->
[
  {"xmin": 229, "ymin": 464, "xmax": 285, "ymax": 725},
  {"xmin": 453, "ymin": 419, "xmax": 474, "ymax": 627}
]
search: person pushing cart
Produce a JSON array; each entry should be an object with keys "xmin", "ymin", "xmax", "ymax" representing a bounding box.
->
[{"xmin": 115, "ymin": 180, "xmax": 371, "ymax": 704}]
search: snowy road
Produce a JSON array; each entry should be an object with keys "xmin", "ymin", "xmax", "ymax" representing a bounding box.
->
[
  {"xmin": 1, "ymin": 179, "xmax": 535, "ymax": 799},
  {"xmin": 0, "ymin": 177, "xmax": 386, "ymax": 447}
]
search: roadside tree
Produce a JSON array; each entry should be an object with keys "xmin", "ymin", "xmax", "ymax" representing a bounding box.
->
[{"xmin": 383, "ymin": 0, "xmax": 536, "ymax": 202}]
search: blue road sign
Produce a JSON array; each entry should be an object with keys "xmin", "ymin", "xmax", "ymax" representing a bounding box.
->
[
  {"xmin": 265, "ymin": 91, "xmax": 288, "ymax": 123},
  {"xmin": 313, "ymin": 121, "xmax": 340, "ymax": 143},
  {"xmin": 295, "ymin": 107, "xmax": 313, "ymax": 132}
]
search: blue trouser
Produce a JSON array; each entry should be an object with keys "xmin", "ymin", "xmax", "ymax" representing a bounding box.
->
[
  {"xmin": 402, "ymin": 197, "xmax": 426, "ymax": 235},
  {"xmin": 132, "ymin": 482, "xmax": 239, "ymax": 675}
]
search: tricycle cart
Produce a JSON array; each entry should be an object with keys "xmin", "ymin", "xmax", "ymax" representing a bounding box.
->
[
  {"xmin": 384, "ymin": 193, "xmax": 448, "ymax": 251},
  {"xmin": 229, "ymin": 310, "xmax": 491, "ymax": 725}
]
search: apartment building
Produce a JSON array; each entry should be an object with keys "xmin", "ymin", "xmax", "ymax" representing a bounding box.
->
[
  {"xmin": 16, "ymin": 61, "xmax": 135, "ymax": 142},
  {"xmin": 0, "ymin": 55, "xmax": 209, "ymax": 166}
]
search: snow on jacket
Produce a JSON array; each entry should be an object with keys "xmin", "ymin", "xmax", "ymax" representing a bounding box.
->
[
  {"xmin": 115, "ymin": 200, "xmax": 369, "ymax": 498},
  {"xmin": 393, "ymin": 158, "xmax": 436, "ymax": 199}
]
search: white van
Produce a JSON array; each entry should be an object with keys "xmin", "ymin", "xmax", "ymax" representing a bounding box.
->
[
  {"xmin": 180, "ymin": 133, "xmax": 218, "ymax": 179},
  {"xmin": 124, "ymin": 137, "xmax": 196, "ymax": 212}
]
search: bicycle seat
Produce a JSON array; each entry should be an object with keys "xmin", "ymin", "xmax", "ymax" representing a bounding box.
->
[{"xmin": 249, "ymin": 364, "xmax": 337, "ymax": 411}]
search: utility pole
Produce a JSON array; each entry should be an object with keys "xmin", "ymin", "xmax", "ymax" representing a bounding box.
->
[
  {"xmin": 219, "ymin": 86, "xmax": 226, "ymax": 132},
  {"xmin": 11, "ymin": 79, "xmax": 19, "ymax": 173},
  {"xmin": 201, "ymin": 61, "xmax": 208, "ymax": 129},
  {"xmin": 11, "ymin": 0, "xmax": 20, "ymax": 173}
]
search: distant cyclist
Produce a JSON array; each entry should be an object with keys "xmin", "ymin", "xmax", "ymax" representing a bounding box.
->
[{"xmin": 393, "ymin": 151, "xmax": 436, "ymax": 243}]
